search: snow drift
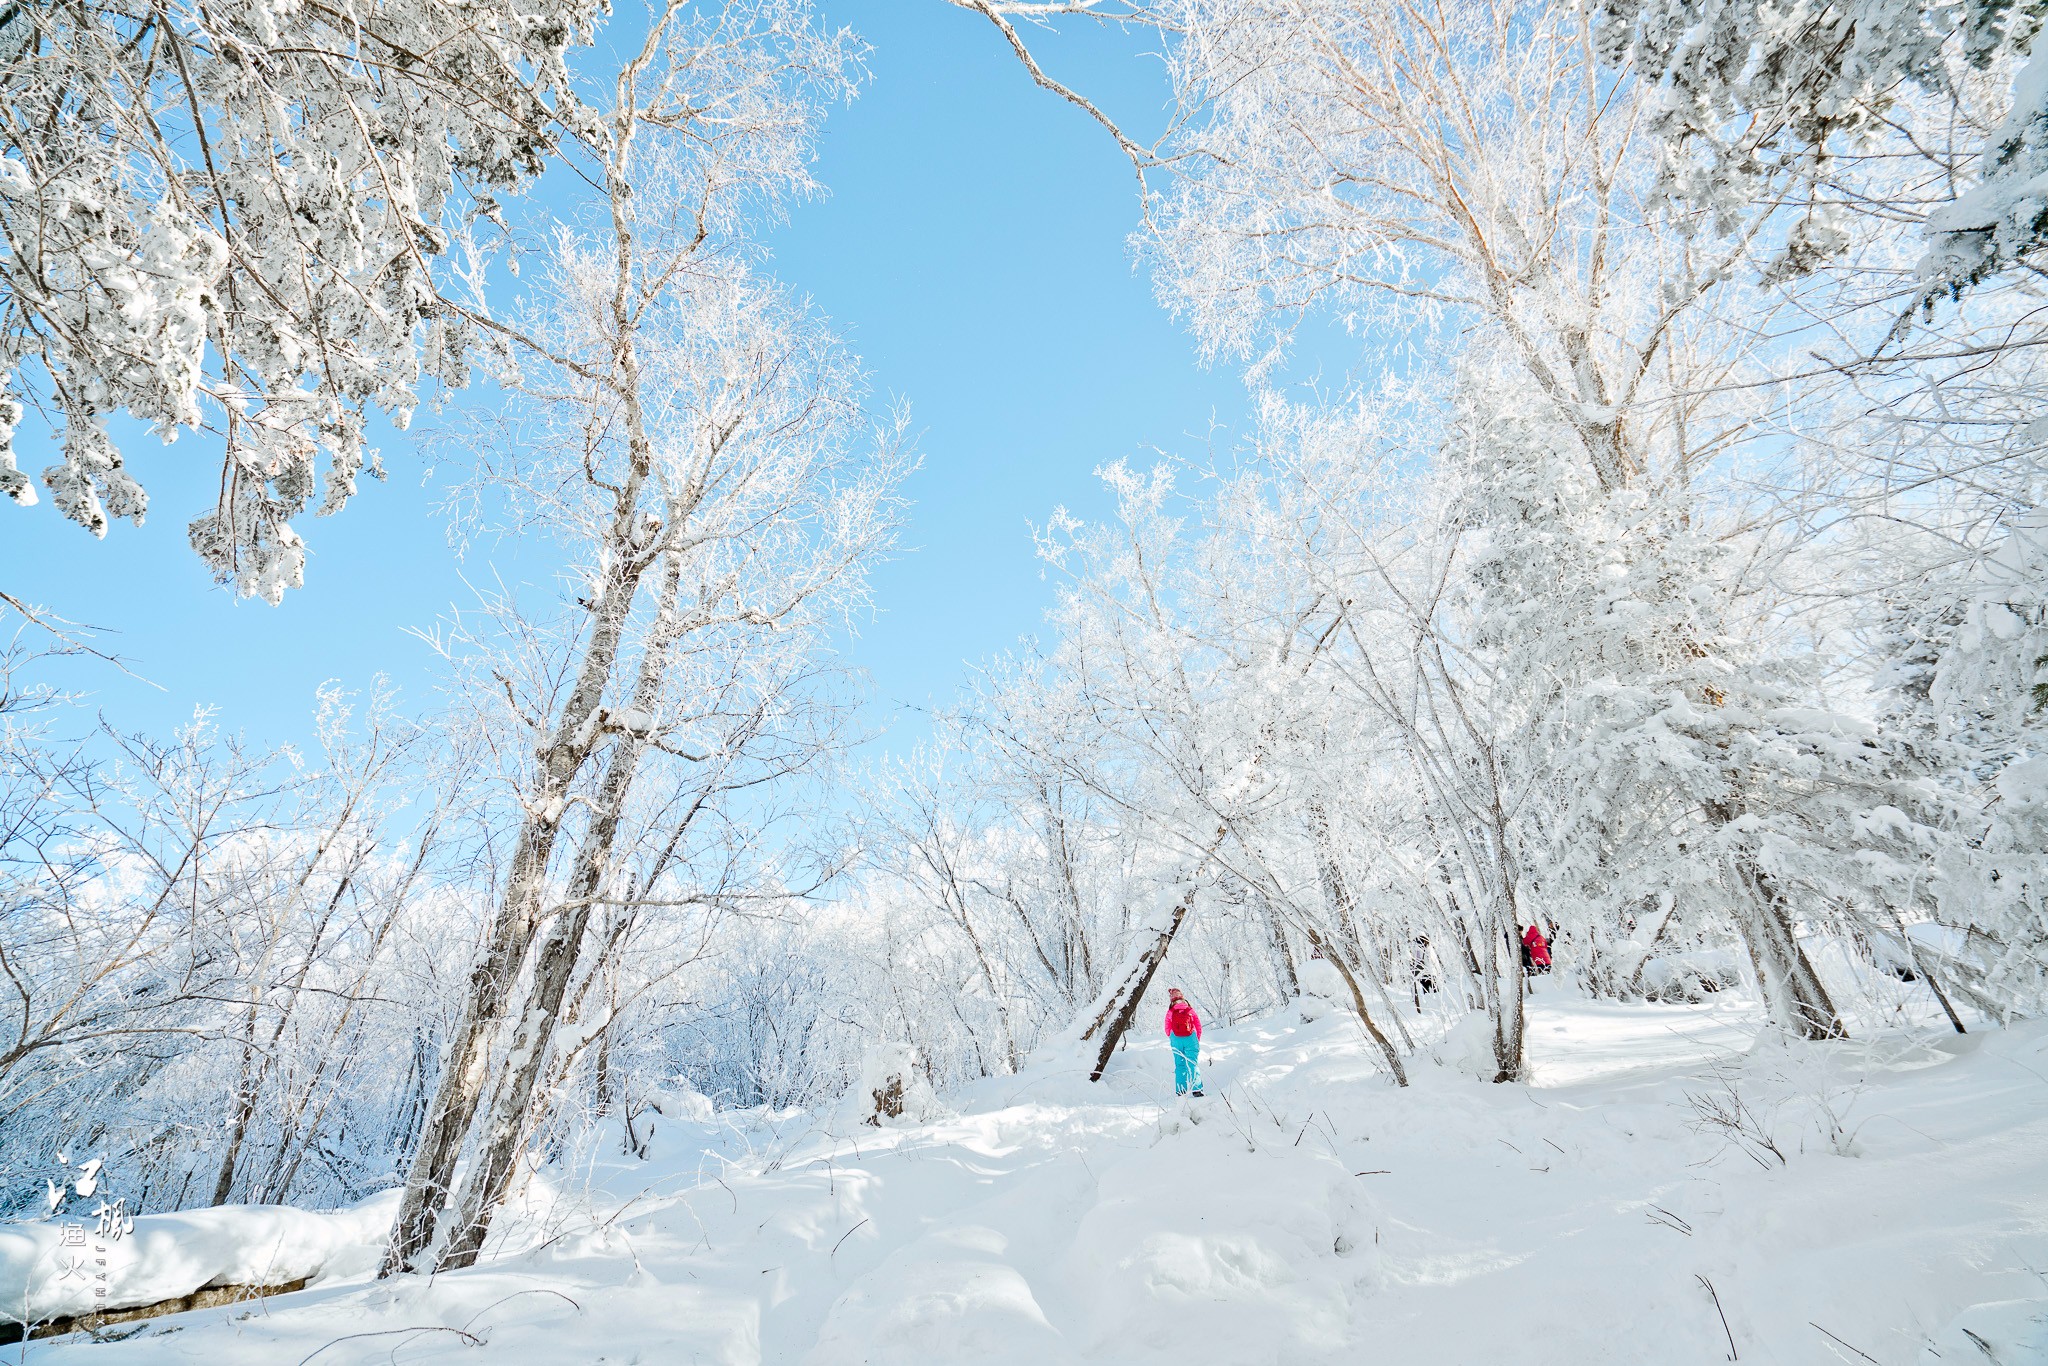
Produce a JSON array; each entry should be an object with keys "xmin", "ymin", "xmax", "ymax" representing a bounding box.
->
[
  {"xmin": 5, "ymin": 993, "xmax": 2045, "ymax": 1363},
  {"xmin": 1, "ymin": 1191, "xmax": 395, "ymax": 1330}
]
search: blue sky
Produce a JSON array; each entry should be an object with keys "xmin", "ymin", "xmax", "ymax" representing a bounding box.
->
[{"xmin": 1, "ymin": 5, "xmax": 1336, "ymax": 754}]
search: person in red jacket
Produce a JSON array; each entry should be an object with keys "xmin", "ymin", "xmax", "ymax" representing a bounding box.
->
[
  {"xmin": 1164, "ymin": 988, "xmax": 1203, "ymax": 1097},
  {"xmin": 1521, "ymin": 923, "xmax": 1553, "ymax": 975}
]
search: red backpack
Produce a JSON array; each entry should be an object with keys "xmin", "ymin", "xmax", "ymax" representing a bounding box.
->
[{"xmin": 1167, "ymin": 1001, "xmax": 1199, "ymax": 1036}]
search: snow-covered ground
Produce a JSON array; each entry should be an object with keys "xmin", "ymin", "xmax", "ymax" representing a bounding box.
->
[{"xmin": 16, "ymin": 992, "xmax": 2048, "ymax": 1364}]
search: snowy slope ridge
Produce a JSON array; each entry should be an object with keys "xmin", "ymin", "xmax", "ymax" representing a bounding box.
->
[{"xmin": 17, "ymin": 996, "xmax": 2048, "ymax": 1365}]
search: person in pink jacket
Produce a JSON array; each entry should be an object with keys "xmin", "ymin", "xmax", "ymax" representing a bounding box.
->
[{"xmin": 1164, "ymin": 987, "xmax": 1203, "ymax": 1096}]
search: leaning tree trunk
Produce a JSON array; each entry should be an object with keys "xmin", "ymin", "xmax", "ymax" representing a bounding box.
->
[
  {"xmin": 434, "ymin": 550, "xmax": 685, "ymax": 1272},
  {"xmin": 1301, "ymin": 925, "xmax": 1407, "ymax": 1085},
  {"xmin": 380, "ymin": 834, "xmax": 584, "ymax": 1273},
  {"xmin": 1729, "ymin": 869, "xmax": 1847, "ymax": 1041},
  {"xmin": 381, "ymin": 24, "xmax": 716, "ymax": 1272},
  {"xmin": 1706, "ymin": 801, "xmax": 1847, "ymax": 1042},
  {"xmin": 1078, "ymin": 823, "xmax": 1230, "ymax": 1081},
  {"xmin": 1081, "ymin": 881, "xmax": 1197, "ymax": 1082},
  {"xmin": 1882, "ymin": 910, "xmax": 1966, "ymax": 1034},
  {"xmin": 1306, "ymin": 806, "xmax": 1416, "ymax": 1053},
  {"xmin": 380, "ymin": 512, "xmax": 658, "ymax": 1277},
  {"xmin": 380, "ymin": 888, "xmax": 544, "ymax": 1275},
  {"xmin": 1260, "ymin": 890, "xmax": 1302, "ymax": 1000},
  {"xmin": 432, "ymin": 897, "xmax": 602, "ymax": 1271}
]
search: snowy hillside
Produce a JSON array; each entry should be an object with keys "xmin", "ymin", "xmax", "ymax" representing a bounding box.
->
[{"xmin": 20, "ymin": 995, "xmax": 2048, "ymax": 1365}]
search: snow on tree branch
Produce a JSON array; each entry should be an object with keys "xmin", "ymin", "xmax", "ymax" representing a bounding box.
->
[
  {"xmin": 1594, "ymin": 0, "xmax": 2047, "ymax": 308},
  {"xmin": 0, "ymin": 0, "xmax": 609, "ymax": 599}
]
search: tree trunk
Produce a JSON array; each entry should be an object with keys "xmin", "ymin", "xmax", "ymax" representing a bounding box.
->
[
  {"xmin": 1262, "ymin": 891, "xmax": 1301, "ymax": 1000},
  {"xmin": 212, "ymin": 859, "xmax": 365, "ymax": 1206},
  {"xmin": 1706, "ymin": 800, "xmax": 1847, "ymax": 1042},
  {"xmin": 379, "ymin": 905, "xmax": 541, "ymax": 1274},
  {"xmin": 1679, "ymin": 683, "xmax": 1850, "ymax": 1036},
  {"xmin": 593, "ymin": 1009, "xmax": 618, "ymax": 1117},
  {"xmin": 210, "ymin": 1020, "xmax": 264, "ymax": 1207},
  {"xmin": 434, "ymin": 553, "xmax": 686, "ymax": 1272},
  {"xmin": 1302, "ymin": 926, "xmax": 1408, "ymax": 1085},
  {"xmin": 1492, "ymin": 919, "xmax": 1526, "ymax": 1082},
  {"xmin": 1079, "ymin": 822, "xmax": 1230, "ymax": 1082},
  {"xmin": 946, "ymin": 888, "xmax": 1022, "ymax": 1075},
  {"xmin": 1883, "ymin": 934, "xmax": 2006, "ymax": 1021},
  {"xmin": 377, "ymin": 51, "xmax": 710, "ymax": 1270},
  {"xmin": 380, "ymin": 540, "xmax": 655, "ymax": 1276},
  {"xmin": 1729, "ymin": 873, "xmax": 1847, "ymax": 1041},
  {"xmin": 433, "ymin": 896, "xmax": 599, "ymax": 1270},
  {"xmin": 1306, "ymin": 798, "xmax": 1366, "ymax": 964},
  {"xmin": 1306, "ymin": 808, "xmax": 1415, "ymax": 1052},
  {"xmin": 1081, "ymin": 882, "xmax": 1196, "ymax": 1082},
  {"xmin": 1042, "ymin": 793, "xmax": 1095, "ymax": 1000},
  {"xmin": 1883, "ymin": 911, "xmax": 1966, "ymax": 1034}
]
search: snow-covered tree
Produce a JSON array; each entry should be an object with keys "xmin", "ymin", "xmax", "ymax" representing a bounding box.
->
[
  {"xmin": 1593, "ymin": 0, "xmax": 2047, "ymax": 305},
  {"xmin": 932, "ymin": 0, "xmax": 2048, "ymax": 1072},
  {"xmin": 378, "ymin": 0, "xmax": 900, "ymax": 1275},
  {"xmin": 0, "ymin": 678, "xmax": 471, "ymax": 1216},
  {"xmin": 0, "ymin": 0, "xmax": 608, "ymax": 598}
]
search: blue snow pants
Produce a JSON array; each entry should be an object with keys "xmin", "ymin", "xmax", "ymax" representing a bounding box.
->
[{"xmin": 1170, "ymin": 1033, "xmax": 1202, "ymax": 1094}]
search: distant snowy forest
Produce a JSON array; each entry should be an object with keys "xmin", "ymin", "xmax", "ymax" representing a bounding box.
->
[{"xmin": 2, "ymin": 0, "xmax": 2045, "ymax": 1315}]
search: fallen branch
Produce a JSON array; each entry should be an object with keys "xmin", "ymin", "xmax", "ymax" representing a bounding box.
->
[{"xmin": 3, "ymin": 1277, "xmax": 311, "ymax": 1346}]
